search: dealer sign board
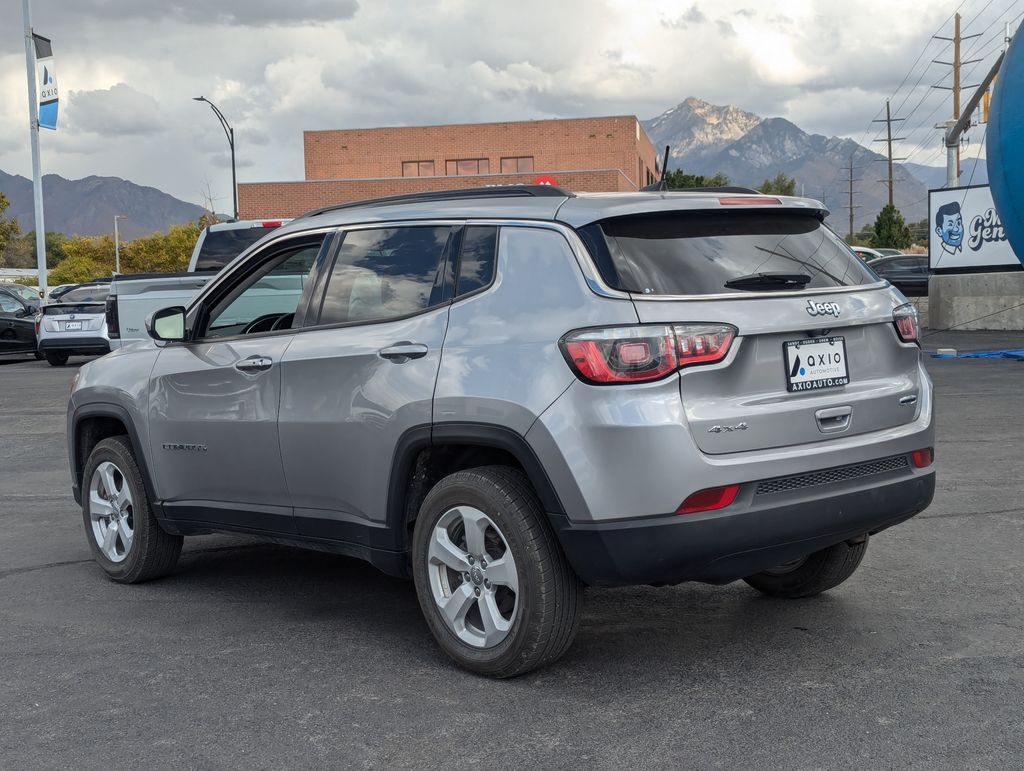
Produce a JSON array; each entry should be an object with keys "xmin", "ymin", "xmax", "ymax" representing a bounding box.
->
[{"xmin": 929, "ymin": 184, "xmax": 1019, "ymax": 271}]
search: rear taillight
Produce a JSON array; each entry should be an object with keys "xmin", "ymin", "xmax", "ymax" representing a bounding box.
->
[
  {"xmin": 911, "ymin": 448, "xmax": 934, "ymax": 468},
  {"xmin": 677, "ymin": 485, "xmax": 740, "ymax": 515},
  {"xmin": 105, "ymin": 296, "xmax": 120, "ymax": 339},
  {"xmin": 893, "ymin": 303, "xmax": 919, "ymax": 344},
  {"xmin": 34, "ymin": 314, "xmax": 41, "ymax": 336},
  {"xmin": 559, "ymin": 324, "xmax": 736, "ymax": 385}
]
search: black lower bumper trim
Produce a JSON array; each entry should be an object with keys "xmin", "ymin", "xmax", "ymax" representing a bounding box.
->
[
  {"xmin": 38, "ymin": 338, "xmax": 110, "ymax": 355},
  {"xmin": 550, "ymin": 471, "xmax": 935, "ymax": 587}
]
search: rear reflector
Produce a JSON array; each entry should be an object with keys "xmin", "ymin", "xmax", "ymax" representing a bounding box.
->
[
  {"xmin": 718, "ymin": 197, "xmax": 781, "ymax": 206},
  {"xmin": 676, "ymin": 485, "xmax": 740, "ymax": 515},
  {"xmin": 911, "ymin": 448, "xmax": 934, "ymax": 468}
]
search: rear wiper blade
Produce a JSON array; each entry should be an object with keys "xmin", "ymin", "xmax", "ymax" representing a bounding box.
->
[{"xmin": 724, "ymin": 272, "xmax": 812, "ymax": 291}]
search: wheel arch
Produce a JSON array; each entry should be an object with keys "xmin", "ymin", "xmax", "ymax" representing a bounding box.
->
[
  {"xmin": 386, "ymin": 422, "xmax": 566, "ymax": 551},
  {"xmin": 71, "ymin": 404, "xmax": 158, "ymax": 508}
]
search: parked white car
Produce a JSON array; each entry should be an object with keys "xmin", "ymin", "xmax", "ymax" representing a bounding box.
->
[{"xmin": 37, "ymin": 284, "xmax": 111, "ymax": 366}]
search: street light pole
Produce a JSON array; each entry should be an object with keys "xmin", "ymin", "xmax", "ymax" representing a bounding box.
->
[
  {"xmin": 113, "ymin": 214, "xmax": 126, "ymax": 274},
  {"xmin": 193, "ymin": 96, "xmax": 237, "ymax": 219}
]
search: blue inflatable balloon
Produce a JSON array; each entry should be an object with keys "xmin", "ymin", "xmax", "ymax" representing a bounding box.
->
[{"xmin": 987, "ymin": 30, "xmax": 1024, "ymax": 266}]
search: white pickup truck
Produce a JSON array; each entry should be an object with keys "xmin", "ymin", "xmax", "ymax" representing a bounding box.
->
[{"xmin": 106, "ymin": 219, "xmax": 288, "ymax": 349}]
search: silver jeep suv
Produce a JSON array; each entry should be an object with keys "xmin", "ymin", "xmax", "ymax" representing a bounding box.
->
[{"xmin": 67, "ymin": 186, "xmax": 935, "ymax": 677}]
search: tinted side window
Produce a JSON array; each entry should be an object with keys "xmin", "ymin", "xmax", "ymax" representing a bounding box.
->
[
  {"xmin": 456, "ymin": 226, "xmax": 498, "ymax": 297},
  {"xmin": 194, "ymin": 227, "xmax": 278, "ymax": 272},
  {"xmin": 319, "ymin": 226, "xmax": 452, "ymax": 325},
  {"xmin": 61, "ymin": 285, "xmax": 109, "ymax": 303},
  {"xmin": 0, "ymin": 296, "xmax": 21, "ymax": 313}
]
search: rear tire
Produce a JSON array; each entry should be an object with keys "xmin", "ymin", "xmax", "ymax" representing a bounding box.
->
[
  {"xmin": 45, "ymin": 352, "xmax": 69, "ymax": 366},
  {"xmin": 743, "ymin": 539, "xmax": 868, "ymax": 598},
  {"xmin": 412, "ymin": 466, "xmax": 583, "ymax": 678},
  {"xmin": 82, "ymin": 436, "xmax": 182, "ymax": 583}
]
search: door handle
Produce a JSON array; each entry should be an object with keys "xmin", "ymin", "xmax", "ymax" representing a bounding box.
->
[
  {"xmin": 378, "ymin": 342, "xmax": 428, "ymax": 362},
  {"xmin": 815, "ymin": 405, "xmax": 852, "ymax": 434},
  {"xmin": 235, "ymin": 356, "xmax": 273, "ymax": 372}
]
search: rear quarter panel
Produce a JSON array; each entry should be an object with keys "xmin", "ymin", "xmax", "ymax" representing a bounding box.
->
[{"xmin": 434, "ymin": 225, "xmax": 638, "ymax": 434}]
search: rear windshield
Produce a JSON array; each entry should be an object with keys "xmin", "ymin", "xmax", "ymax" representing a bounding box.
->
[
  {"xmin": 578, "ymin": 211, "xmax": 878, "ymax": 296},
  {"xmin": 194, "ymin": 227, "xmax": 278, "ymax": 272},
  {"xmin": 59, "ymin": 285, "xmax": 109, "ymax": 303}
]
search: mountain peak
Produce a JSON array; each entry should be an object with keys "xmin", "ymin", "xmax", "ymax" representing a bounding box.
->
[{"xmin": 643, "ymin": 97, "xmax": 762, "ymax": 160}]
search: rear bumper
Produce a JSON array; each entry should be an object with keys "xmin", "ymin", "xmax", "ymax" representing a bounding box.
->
[
  {"xmin": 550, "ymin": 466, "xmax": 935, "ymax": 587},
  {"xmin": 38, "ymin": 337, "xmax": 110, "ymax": 356}
]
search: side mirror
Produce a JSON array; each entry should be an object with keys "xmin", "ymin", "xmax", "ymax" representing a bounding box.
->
[
  {"xmin": 147, "ymin": 306, "xmax": 187, "ymax": 342},
  {"xmin": 15, "ymin": 306, "xmax": 29, "ymax": 318}
]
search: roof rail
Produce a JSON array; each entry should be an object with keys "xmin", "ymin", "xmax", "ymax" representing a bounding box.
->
[{"xmin": 299, "ymin": 184, "xmax": 574, "ymax": 219}]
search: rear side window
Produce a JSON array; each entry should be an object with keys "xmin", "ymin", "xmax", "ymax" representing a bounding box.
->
[
  {"xmin": 579, "ymin": 211, "xmax": 877, "ymax": 296},
  {"xmin": 60, "ymin": 285, "xmax": 109, "ymax": 303},
  {"xmin": 456, "ymin": 226, "xmax": 498, "ymax": 296},
  {"xmin": 194, "ymin": 227, "xmax": 278, "ymax": 272},
  {"xmin": 319, "ymin": 226, "xmax": 452, "ymax": 325}
]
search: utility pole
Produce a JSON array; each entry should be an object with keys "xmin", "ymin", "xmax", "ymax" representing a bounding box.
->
[
  {"xmin": 872, "ymin": 100, "xmax": 906, "ymax": 207},
  {"xmin": 113, "ymin": 214, "xmax": 126, "ymax": 274},
  {"xmin": 21, "ymin": 0, "xmax": 47, "ymax": 297},
  {"xmin": 844, "ymin": 155, "xmax": 861, "ymax": 242},
  {"xmin": 933, "ymin": 12, "xmax": 982, "ymax": 187}
]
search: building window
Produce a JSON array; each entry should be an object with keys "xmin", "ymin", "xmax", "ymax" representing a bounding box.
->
[
  {"xmin": 500, "ymin": 156, "xmax": 535, "ymax": 174},
  {"xmin": 446, "ymin": 158, "xmax": 490, "ymax": 176},
  {"xmin": 402, "ymin": 160, "xmax": 435, "ymax": 177}
]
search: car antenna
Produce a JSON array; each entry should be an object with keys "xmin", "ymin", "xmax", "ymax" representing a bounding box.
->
[{"xmin": 640, "ymin": 145, "xmax": 672, "ymax": 192}]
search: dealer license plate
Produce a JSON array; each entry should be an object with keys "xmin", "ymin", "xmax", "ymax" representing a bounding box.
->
[
  {"xmin": 64, "ymin": 321, "xmax": 82, "ymax": 331},
  {"xmin": 784, "ymin": 336, "xmax": 849, "ymax": 392}
]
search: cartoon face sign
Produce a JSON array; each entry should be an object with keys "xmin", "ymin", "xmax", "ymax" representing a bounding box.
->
[{"xmin": 935, "ymin": 202, "xmax": 964, "ymax": 250}]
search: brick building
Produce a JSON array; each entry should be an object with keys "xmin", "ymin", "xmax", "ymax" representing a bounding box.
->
[{"xmin": 238, "ymin": 116, "xmax": 659, "ymax": 218}]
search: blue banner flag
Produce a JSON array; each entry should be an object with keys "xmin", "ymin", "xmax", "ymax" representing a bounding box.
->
[{"xmin": 33, "ymin": 34, "xmax": 58, "ymax": 130}]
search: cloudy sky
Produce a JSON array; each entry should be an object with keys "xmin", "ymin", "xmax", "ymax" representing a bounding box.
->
[{"xmin": 0, "ymin": 0, "xmax": 1018, "ymax": 210}]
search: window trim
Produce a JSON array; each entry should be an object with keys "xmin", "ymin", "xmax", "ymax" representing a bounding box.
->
[
  {"xmin": 305, "ymin": 221, "xmax": 462, "ymax": 331},
  {"xmin": 401, "ymin": 160, "xmax": 436, "ymax": 178},
  {"xmin": 445, "ymin": 158, "xmax": 490, "ymax": 176},
  {"xmin": 499, "ymin": 156, "xmax": 535, "ymax": 174}
]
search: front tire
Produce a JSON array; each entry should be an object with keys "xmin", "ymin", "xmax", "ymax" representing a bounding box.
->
[
  {"xmin": 743, "ymin": 539, "xmax": 868, "ymax": 598},
  {"xmin": 412, "ymin": 466, "xmax": 583, "ymax": 678},
  {"xmin": 82, "ymin": 436, "xmax": 183, "ymax": 583},
  {"xmin": 45, "ymin": 352, "xmax": 69, "ymax": 366}
]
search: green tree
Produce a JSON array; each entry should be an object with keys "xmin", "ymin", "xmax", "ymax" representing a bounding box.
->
[
  {"xmin": 759, "ymin": 172, "xmax": 797, "ymax": 196},
  {"xmin": 663, "ymin": 169, "xmax": 731, "ymax": 189},
  {"xmin": 907, "ymin": 217, "xmax": 929, "ymax": 246},
  {"xmin": 49, "ymin": 220, "xmax": 204, "ymax": 284},
  {"xmin": 871, "ymin": 204, "xmax": 912, "ymax": 249},
  {"xmin": 0, "ymin": 192, "xmax": 21, "ymax": 258}
]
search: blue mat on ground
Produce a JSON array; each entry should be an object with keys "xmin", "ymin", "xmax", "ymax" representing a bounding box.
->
[{"xmin": 931, "ymin": 349, "xmax": 1024, "ymax": 360}]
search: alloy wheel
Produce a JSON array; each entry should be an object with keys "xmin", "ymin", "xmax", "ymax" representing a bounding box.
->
[
  {"xmin": 88, "ymin": 461, "xmax": 135, "ymax": 563},
  {"xmin": 426, "ymin": 506, "xmax": 519, "ymax": 648}
]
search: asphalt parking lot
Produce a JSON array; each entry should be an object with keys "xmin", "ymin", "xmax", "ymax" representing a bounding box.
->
[{"xmin": 1, "ymin": 336, "xmax": 1022, "ymax": 769}]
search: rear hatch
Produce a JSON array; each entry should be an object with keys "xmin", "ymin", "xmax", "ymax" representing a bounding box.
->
[
  {"xmin": 577, "ymin": 205, "xmax": 921, "ymax": 454},
  {"xmin": 42, "ymin": 302, "xmax": 106, "ymax": 333}
]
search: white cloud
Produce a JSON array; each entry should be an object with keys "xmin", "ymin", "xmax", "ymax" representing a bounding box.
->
[{"xmin": 0, "ymin": 0, "xmax": 1014, "ymax": 207}]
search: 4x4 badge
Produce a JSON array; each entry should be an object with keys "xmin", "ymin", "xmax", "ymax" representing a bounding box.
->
[{"xmin": 805, "ymin": 300, "xmax": 840, "ymax": 317}]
